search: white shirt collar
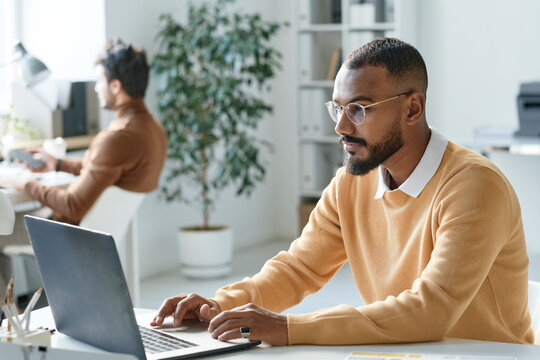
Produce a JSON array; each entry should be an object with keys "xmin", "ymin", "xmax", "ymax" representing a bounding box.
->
[{"xmin": 374, "ymin": 128, "xmax": 448, "ymax": 199}]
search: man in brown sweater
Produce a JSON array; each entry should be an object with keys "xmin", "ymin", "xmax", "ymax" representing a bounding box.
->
[{"xmin": 0, "ymin": 39, "xmax": 167, "ymax": 294}]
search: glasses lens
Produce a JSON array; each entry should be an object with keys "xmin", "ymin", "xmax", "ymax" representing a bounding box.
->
[
  {"xmin": 346, "ymin": 103, "xmax": 365, "ymax": 125},
  {"xmin": 325, "ymin": 102, "xmax": 342, "ymax": 123}
]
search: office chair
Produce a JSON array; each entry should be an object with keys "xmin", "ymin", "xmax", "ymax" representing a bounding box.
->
[
  {"xmin": 0, "ymin": 191, "xmax": 15, "ymax": 235},
  {"xmin": 0, "ymin": 191, "xmax": 16, "ymax": 300},
  {"xmin": 79, "ymin": 186, "xmax": 146, "ymax": 305},
  {"xmin": 529, "ymin": 280, "xmax": 540, "ymax": 345},
  {"xmin": 3, "ymin": 186, "xmax": 146, "ymax": 306}
]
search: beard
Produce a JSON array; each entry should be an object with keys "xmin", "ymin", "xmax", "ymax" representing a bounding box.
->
[{"xmin": 341, "ymin": 119, "xmax": 404, "ymax": 176}]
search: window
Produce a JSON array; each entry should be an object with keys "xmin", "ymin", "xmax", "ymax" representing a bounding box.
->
[{"xmin": 0, "ymin": 0, "xmax": 17, "ymax": 112}]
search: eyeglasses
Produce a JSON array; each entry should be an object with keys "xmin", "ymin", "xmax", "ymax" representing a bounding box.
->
[{"xmin": 325, "ymin": 92, "xmax": 411, "ymax": 126}]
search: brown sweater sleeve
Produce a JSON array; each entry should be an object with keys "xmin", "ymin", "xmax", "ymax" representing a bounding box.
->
[
  {"xmin": 58, "ymin": 157, "xmax": 83, "ymax": 175},
  {"xmin": 23, "ymin": 131, "xmax": 133, "ymax": 224}
]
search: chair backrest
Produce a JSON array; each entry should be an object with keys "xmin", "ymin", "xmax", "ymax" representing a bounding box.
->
[
  {"xmin": 529, "ymin": 280, "xmax": 540, "ymax": 345},
  {"xmin": 0, "ymin": 191, "xmax": 15, "ymax": 235},
  {"xmin": 80, "ymin": 186, "xmax": 145, "ymax": 244},
  {"xmin": 80, "ymin": 186, "xmax": 146, "ymax": 305}
]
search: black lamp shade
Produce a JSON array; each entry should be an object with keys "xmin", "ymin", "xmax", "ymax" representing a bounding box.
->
[
  {"xmin": 13, "ymin": 42, "xmax": 51, "ymax": 86},
  {"xmin": 19, "ymin": 55, "xmax": 51, "ymax": 86}
]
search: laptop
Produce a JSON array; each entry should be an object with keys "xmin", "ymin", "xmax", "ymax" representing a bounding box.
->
[{"xmin": 24, "ymin": 215, "xmax": 260, "ymax": 360}]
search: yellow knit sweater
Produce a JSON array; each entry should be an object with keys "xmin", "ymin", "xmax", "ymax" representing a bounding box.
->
[{"xmin": 213, "ymin": 141, "xmax": 534, "ymax": 345}]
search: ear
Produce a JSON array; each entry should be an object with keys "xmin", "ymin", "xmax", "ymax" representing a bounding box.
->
[
  {"xmin": 109, "ymin": 79, "xmax": 123, "ymax": 95},
  {"xmin": 404, "ymin": 92, "xmax": 425, "ymax": 125}
]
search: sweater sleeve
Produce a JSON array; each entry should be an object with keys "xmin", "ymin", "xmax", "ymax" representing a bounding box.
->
[
  {"xmin": 213, "ymin": 171, "xmax": 348, "ymax": 313},
  {"xmin": 23, "ymin": 131, "xmax": 133, "ymax": 224},
  {"xmin": 58, "ymin": 157, "xmax": 83, "ymax": 175},
  {"xmin": 286, "ymin": 166, "xmax": 519, "ymax": 345}
]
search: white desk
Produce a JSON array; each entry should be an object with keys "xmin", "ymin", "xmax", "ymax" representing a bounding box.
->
[
  {"xmin": 0, "ymin": 162, "xmax": 76, "ymax": 206},
  {"xmin": 0, "ymin": 162, "xmax": 143, "ymax": 306},
  {"xmin": 7, "ymin": 307, "xmax": 539, "ymax": 360}
]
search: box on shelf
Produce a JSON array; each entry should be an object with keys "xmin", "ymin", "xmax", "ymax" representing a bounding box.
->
[
  {"xmin": 349, "ymin": 1, "xmax": 376, "ymax": 26},
  {"xmin": 349, "ymin": 0, "xmax": 394, "ymax": 25},
  {"xmin": 299, "ymin": 200, "xmax": 318, "ymax": 234},
  {"xmin": 298, "ymin": 0, "xmax": 338, "ymax": 25}
]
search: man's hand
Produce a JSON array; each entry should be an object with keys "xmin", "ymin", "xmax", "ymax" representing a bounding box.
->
[
  {"xmin": 208, "ymin": 303, "xmax": 288, "ymax": 346},
  {"xmin": 0, "ymin": 174, "xmax": 30, "ymax": 191},
  {"xmin": 25, "ymin": 148, "xmax": 57, "ymax": 173},
  {"xmin": 150, "ymin": 293, "xmax": 221, "ymax": 327}
]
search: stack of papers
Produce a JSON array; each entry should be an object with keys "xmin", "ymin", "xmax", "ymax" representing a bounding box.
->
[{"xmin": 346, "ymin": 352, "xmax": 516, "ymax": 360}]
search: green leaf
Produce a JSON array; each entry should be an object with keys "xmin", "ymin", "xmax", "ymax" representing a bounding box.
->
[{"xmin": 151, "ymin": 0, "xmax": 284, "ymax": 227}]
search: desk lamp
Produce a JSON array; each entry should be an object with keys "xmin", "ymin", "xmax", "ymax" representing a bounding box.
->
[{"xmin": 0, "ymin": 42, "xmax": 50, "ymax": 87}]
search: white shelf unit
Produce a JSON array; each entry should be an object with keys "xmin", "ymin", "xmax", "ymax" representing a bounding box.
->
[{"xmin": 295, "ymin": 0, "xmax": 401, "ymax": 200}]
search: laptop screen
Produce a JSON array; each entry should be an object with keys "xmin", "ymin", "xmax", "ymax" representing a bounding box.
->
[{"xmin": 24, "ymin": 215, "xmax": 147, "ymax": 360}]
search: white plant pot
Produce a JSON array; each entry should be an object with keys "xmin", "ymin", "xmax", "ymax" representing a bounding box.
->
[{"xmin": 178, "ymin": 226, "xmax": 233, "ymax": 278}]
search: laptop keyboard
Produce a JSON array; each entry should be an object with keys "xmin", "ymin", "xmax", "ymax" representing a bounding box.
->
[{"xmin": 139, "ymin": 326, "xmax": 198, "ymax": 354}]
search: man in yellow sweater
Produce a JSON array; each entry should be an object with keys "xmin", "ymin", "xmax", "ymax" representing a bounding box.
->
[{"xmin": 151, "ymin": 38, "xmax": 534, "ymax": 346}]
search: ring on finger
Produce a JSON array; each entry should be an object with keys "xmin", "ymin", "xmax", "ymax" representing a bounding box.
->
[{"xmin": 240, "ymin": 326, "xmax": 251, "ymax": 338}]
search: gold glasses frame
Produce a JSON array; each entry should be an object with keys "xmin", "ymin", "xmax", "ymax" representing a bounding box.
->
[{"xmin": 325, "ymin": 92, "xmax": 411, "ymax": 125}]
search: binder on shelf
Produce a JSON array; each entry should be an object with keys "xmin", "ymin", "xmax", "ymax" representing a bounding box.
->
[
  {"xmin": 11, "ymin": 81, "xmax": 100, "ymax": 140},
  {"xmin": 385, "ymin": 0, "xmax": 395, "ymax": 23},
  {"xmin": 298, "ymin": 33, "xmax": 314, "ymax": 81},
  {"xmin": 326, "ymin": 48, "xmax": 342, "ymax": 81},
  {"xmin": 297, "ymin": 0, "xmax": 311, "ymax": 26},
  {"xmin": 331, "ymin": 0, "xmax": 342, "ymax": 23},
  {"xmin": 63, "ymin": 82, "xmax": 100, "ymax": 137},
  {"xmin": 299, "ymin": 88, "xmax": 333, "ymax": 137},
  {"xmin": 301, "ymin": 143, "xmax": 323, "ymax": 191},
  {"xmin": 300, "ymin": 143, "xmax": 338, "ymax": 192}
]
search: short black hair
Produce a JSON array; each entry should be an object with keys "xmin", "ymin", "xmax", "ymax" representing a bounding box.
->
[
  {"xmin": 344, "ymin": 38, "xmax": 428, "ymax": 94},
  {"xmin": 95, "ymin": 38, "xmax": 149, "ymax": 98}
]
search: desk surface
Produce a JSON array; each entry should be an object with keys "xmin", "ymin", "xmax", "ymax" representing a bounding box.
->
[
  {"xmin": 459, "ymin": 127, "xmax": 540, "ymax": 155},
  {"xmin": 12, "ymin": 307, "xmax": 540, "ymax": 360},
  {"xmin": 0, "ymin": 162, "xmax": 76, "ymax": 206},
  {"xmin": 7, "ymin": 134, "xmax": 95, "ymax": 151}
]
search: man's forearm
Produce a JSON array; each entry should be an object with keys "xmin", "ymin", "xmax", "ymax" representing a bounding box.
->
[{"xmin": 57, "ymin": 157, "xmax": 83, "ymax": 175}]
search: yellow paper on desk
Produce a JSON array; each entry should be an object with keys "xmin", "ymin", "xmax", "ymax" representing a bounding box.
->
[{"xmin": 346, "ymin": 352, "xmax": 516, "ymax": 360}]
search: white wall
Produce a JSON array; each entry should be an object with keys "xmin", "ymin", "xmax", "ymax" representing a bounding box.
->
[
  {"xmin": 17, "ymin": 0, "xmax": 540, "ymax": 279},
  {"xmin": 415, "ymin": 0, "xmax": 540, "ymax": 273},
  {"xmin": 102, "ymin": 0, "xmax": 298, "ymax": 277},
  {"xmin": 16, "ymin": 0, "xmax": 298, "ymax": 279},
  {"xmin": 415, "ymin": 0, "xmax": 540, "ymax": 141},
  {"xmin": 0, "ymin": 0, "xmax": 18, "ymax": 112},
  {"xmin": 20, "ymin": 0, "xmax": 106, "ymax": 80}
]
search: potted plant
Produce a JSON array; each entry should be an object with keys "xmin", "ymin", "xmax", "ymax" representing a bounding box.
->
[{"xmin": 152, "ymin": 0, "xmax": 286, "ymax": 278}]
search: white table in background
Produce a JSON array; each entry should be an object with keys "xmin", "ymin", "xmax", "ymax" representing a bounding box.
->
[{"xmin": 0, "ymin": 162, "xmax": 76, "ymax": 208}]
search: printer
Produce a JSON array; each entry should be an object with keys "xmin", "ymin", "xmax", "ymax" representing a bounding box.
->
[{"xmin": 516, "ymin": 81, "xmax": 540, "ymax": 136}]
